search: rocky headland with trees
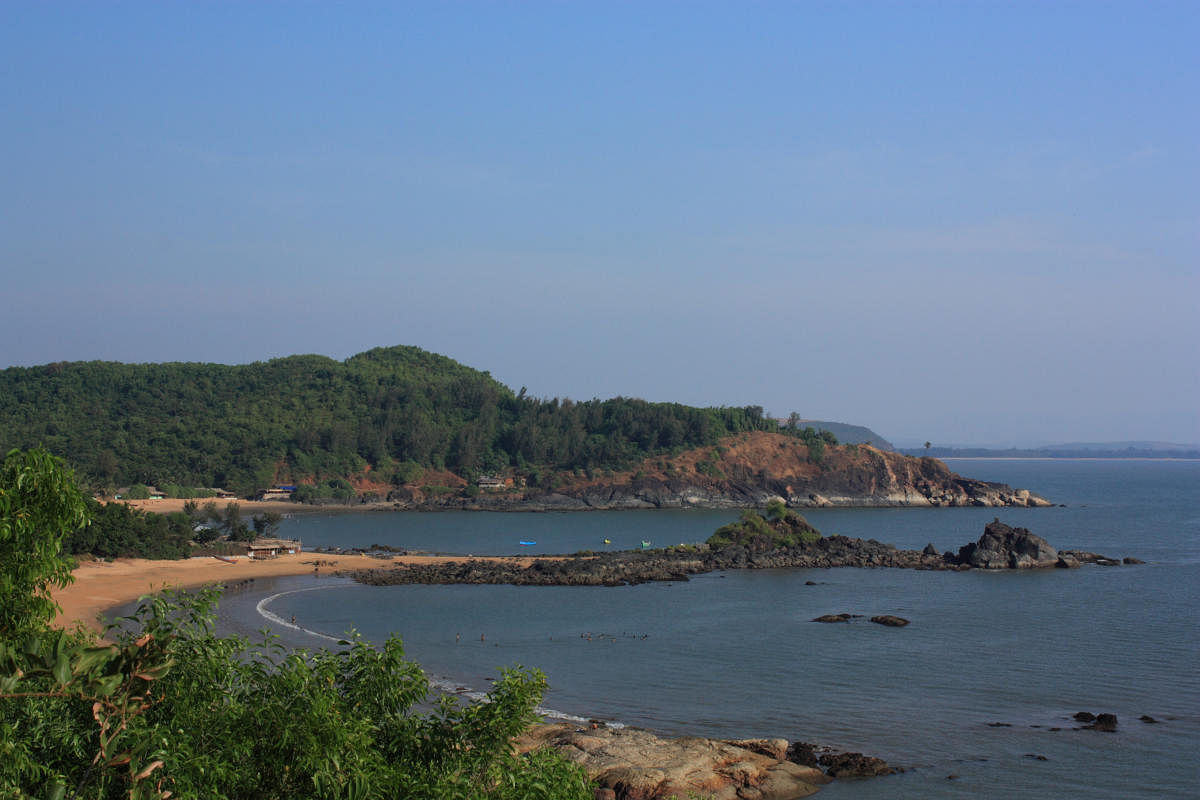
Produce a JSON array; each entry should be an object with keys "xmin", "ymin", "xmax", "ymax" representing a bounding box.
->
[{"xmin": 0, "ymin": 346, "xmax": 1049, "ymax": 513}]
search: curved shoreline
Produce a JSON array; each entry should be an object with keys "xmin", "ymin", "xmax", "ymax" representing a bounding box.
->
[{"xmin": 50, "ymin": 552, "xmax": 548, "ymax": 633}]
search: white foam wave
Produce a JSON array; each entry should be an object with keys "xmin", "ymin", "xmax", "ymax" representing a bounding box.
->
[
  {"xmin": 256, "ymin": 587, "xmax": 627, "ymax": 729},
  {"xmin": 255, "ymin": 586, "xmax": 343, "ymax": 644}
]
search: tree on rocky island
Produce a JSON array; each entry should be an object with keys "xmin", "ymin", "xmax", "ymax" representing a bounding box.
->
[{"xmin": 707, "ymin": 503, "xmax": 821, "ymax": 551}]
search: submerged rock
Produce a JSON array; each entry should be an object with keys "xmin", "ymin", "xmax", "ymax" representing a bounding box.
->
[
  {"xmin": 869, "ymin": 615, "xmax": 910, "ymax": 627},
  {"xmin": 786, "ymin": 742, "xmax": 820, "ymax": 768},
  {"xmin": 818, "ymin": 752, "xmax": 897, "ymax": 778}
]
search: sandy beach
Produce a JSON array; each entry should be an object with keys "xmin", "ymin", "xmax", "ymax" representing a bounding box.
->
[
  {"xmin": 51, "ymin": 552, "xmax": 543, "ymax": 634},
  {"xmin": 117, "ymin": 498, "xmax": 391, "ymax": 515}
]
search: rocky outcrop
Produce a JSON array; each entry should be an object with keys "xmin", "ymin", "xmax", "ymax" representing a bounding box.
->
[
  {"xmin": 387, "ymin": 434, "xmax": 1051, "ymax": 511},
  {"xmin": 1075, "ymin": 712, "xmax": 1119, "ymax": 732},
  {"xmin": 349, "ymin": 521, "xmax": 1130, "ymax": 588},
  {"xmin": 516, "ymin": 723, "xmax": 832, "ymax": 800},
  {"xmin": 817, "ymin": 752, "xmax": 897, "ymax": 778},
  {"xmin": 957, "ymin": 519, "xmax": 1059, "ymax": 568}
]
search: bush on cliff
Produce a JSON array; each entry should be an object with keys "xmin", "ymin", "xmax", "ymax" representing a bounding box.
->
[
  {"xmin": 0, "ymin": 449, "xmax": 594, "ymax": 800},
  {"xmin": 707, "ymin": 501, "xmax": 821, "ymax": 551}
]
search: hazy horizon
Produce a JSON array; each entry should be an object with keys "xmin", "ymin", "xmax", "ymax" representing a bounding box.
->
[{"xmin": 3, "ymin": 2, "xmax": 1196, "ymax": 446}]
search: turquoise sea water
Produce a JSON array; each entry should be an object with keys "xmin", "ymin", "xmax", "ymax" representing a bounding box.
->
[{"xmin": 215, "ymin": 460, "xmax": 1200, "ymax": 798}]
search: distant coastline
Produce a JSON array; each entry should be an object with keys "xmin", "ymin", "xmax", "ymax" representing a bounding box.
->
[
  {"xmin": 940, "ymin": 456, "xmax": 1200, "ymax": 462},
  {"xmin": 903, "ymin": 445, "xmax": 1200, "ymax": 460}
]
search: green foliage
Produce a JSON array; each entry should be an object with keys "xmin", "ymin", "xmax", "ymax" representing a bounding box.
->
[
  {"xmin": 392, "ymin": 459, "xmax": 425, "ymax": 485},
  {"xmin": 764, "ymin": 498, "xmax": 788, "ymax": 522},
  {"xmin": 2, "ymin": 589, "xmax": 594, "ymax": 800},
  {"xmin": 123, "ymin": 484, "xmax": 151, "ymax": 500},
  {"xmin": 0, "ymin": 449, "xmax": 90, "ymax": 639},
  {"xmin": 694, "ymin": 450, "xmax": 725, "ymax": 479},
  {"xmin": 0, "ymin": 451, "xmax": 595, "ymax": 799},
  {"xmin": 0, "ymin": 347, "xmax": 779, "ymax": 491},
  {"xmin": 778, "ymin": 424, "xmax": 838, "ymax": 464},
  {"xmin": 292, "ymin": 479, "xmax": 358, "ymax": 505},
  {"xmin": 251, "ymin": 510, "xmax": 282, "ymax": 539},
  {"xmin": 706, "ymin": 506, "xmax": 821, "ymax": 551},
  {"xmin": 63, "ymin": 500, "xmax": 192, "ymax": 560}
]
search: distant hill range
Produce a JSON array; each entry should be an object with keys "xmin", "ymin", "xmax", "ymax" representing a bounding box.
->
[
  {"xmin": 0, "ymin": 345, "xmax": 859, "ymax": 496},
  {"xmin": 899, "ymin": 442, "xmax": 1200, "ymax": 459},
  {"xmin": 789, "ymin": 420, "xmax": 894, "ymax": 451},
  {"xmin": 0, "ymin": 345, "xmax": 1053, "ymax": 509}
]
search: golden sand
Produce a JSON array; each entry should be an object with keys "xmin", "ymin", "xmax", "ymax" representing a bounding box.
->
[{"xmin": 51, "ymin": 552, "xmax": 541, "ymax": 634}]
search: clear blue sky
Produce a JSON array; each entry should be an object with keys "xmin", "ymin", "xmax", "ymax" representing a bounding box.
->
[{"xmin": 2, "ymin": 1, "xmax": 1196, "ymax": 446}]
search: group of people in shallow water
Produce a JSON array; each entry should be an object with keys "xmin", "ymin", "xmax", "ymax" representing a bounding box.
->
[
  {"xmin": 452, "ymin": 632, "xmax": 651, "ymax": 643},
  {"xmin": 580, "ymin": 631, "xmax": 650, "ymax": 641}
]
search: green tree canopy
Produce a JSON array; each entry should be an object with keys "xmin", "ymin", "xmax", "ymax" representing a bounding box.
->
[
  {"xmin": 0, "ymin": 448, "xmax": 594, "ymax": 800},
  {"xmin": 0, "ymin": 346, "xmax": 784, "ymax": 495},
  {"xmin": 0, "ymin": 448, "xmax": 89, "ymax": 638}
]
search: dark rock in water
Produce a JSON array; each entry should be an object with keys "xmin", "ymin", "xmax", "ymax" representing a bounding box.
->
[
  {"xmin": 1074, "ymin": 712, "xmax": 1096, "ymax": 722},
  {"xmin": 987, "ymin": 722, "xmax": 1012, "ymax": 727},
  {"xmin": 870, "ymin": 615, "xmax": 910, "ymax": 627},
  {"xmin": 813, "ymin": 614, "xmax": 851, "ymax": 623},
  {"xmin": 786, "ymin": 741, "xmax": 820, "ymax": 768},
  {"xmin": 922, "ymin": 543, "xmax": 939, "ymax": 556},
  {"xmin": 958, "ymin": 519, "xmax": 1059, "ymax": 569},
  {"xmin": 819, "ymin": 752, "xmax": 896, "ymax": 777},
  {"xmin": 347, "ymin": 518, "xmax": 1122, "ymax": 590},
  {"xmin": 1024, "ymin": 754, "xmax": 1049, "ymax": 761},
  {"xmin": 1139, "ymin": 715, "xmax": 1159, "ymax": 724},
  {"xmin": 804, "ymin": 580, "xmax": 818, "ymax": 585},
  {"xmin": 1089, "ymin": 713, "xmax": 1118, "ymax": 732},
  {"xmin": 1123, "ymin": 557, "xmax": 1145, "ymax": 564}
]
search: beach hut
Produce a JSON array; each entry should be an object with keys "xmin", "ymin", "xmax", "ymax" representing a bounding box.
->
[{"xmin": 246, "ymin": 538, "xmax": 302, "ymax": 559}]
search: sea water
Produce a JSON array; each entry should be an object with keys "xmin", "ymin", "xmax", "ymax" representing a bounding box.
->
[{"xmin": 216, "ymin": 460, "xmax": 1200, "ymax": 798}]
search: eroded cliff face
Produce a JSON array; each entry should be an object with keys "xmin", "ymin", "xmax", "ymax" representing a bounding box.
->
[{"xmin": 392, "ymin": 432, "xmax": 1050, "ymax": 510}]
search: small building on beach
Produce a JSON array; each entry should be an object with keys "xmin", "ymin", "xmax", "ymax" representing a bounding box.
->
[{"xmin": 246, "ymin": 538, "xmax": 302, "ymax": 559}]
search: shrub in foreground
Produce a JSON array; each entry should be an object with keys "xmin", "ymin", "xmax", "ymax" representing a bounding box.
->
[{"xmin": 0, "ymin": 448, "xmax": 593, "ymax": 800}]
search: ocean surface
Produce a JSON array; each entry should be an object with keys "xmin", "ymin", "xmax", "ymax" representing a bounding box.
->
[{"xmin": 213, "ymin": 460, "xmax": 1200, "ymax": 798}]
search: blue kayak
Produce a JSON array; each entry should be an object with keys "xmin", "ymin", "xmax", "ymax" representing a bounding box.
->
[{"xmin": 519, "ymin": 540, "xmax": 536, "ymax": 546}]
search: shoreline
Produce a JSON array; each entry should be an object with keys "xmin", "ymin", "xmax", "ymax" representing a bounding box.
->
[
  {"xmin": 50, "ymin": 552, "xmax": 548, "ymax": 634},
  {"xmin": 116, "ymin": 498, "xmax": 390, "ymax": 515},
  {"xmin": 58, "ymin": 560, "xmax": 874, "ymax": 797}
]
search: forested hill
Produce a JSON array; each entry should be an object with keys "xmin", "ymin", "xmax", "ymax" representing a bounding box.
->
[{"xmin": 0, "ymin": 346, "xmax": 792, "ymax": 494}]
